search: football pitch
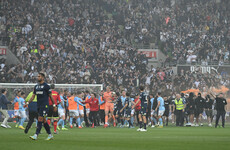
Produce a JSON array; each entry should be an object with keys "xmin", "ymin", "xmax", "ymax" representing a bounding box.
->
[{"xmin": 0, "ymin": 123, "xmax": 229, "ymax": 150}]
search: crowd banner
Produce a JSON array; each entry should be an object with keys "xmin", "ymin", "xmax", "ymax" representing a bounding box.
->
[{"xmin": 177, "ymin": 65, "xmax": 230, "ymax": 75}]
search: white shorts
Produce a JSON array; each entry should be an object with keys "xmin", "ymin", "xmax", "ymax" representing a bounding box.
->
[
  {"xmin": 158, "ymin": 110, "xmax": 165, "ymax": 116},
  {"xmin": 58, "ymin": 109, "xmax": 65, "ymax": 117},
  {"xmin": 14, "ymin": 110, "xmax": 19, "ymax": 116},
  {"xmin": 131, "ymin": 109, "xmax": 135, "ymax": 115},
  {"xmin": 19, "ymin": 110, "xmax": 27, "ymax": 118},
  {"xmin": 78, "ymin": 110, "xmax": 84, "ymax": 115},
  {"xmin": 86, "ymin": 108, "xmax": 90, "ymax": 114},
  {"xmin": 69, "ymin": 110, "xmax": 79, "ymax": 117},
  {"xmin": 151, "ymin": 110, "xmax": 157, "ymax": 116}
]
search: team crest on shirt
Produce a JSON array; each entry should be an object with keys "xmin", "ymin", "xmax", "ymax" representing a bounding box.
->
[{"xmin": 36, "ymin": 85, "xmax": 44, "ymax": 89}]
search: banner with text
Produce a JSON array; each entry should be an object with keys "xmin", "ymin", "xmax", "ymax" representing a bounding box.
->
[
  {"xmin": 177, "ymin": 65, "xmax": 230, "ymax": 75},
  {"xmin": 138, "ymin": 49, "xmax": 158, "ymax": 61},
  {"xmin": 0, "ymin": 48, "xmax": 6, "ymax": 55}
]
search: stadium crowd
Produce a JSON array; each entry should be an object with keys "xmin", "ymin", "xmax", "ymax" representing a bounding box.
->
[{"xmin": 0, "ymin": 0, "xmax": 230, "ymax": 95}]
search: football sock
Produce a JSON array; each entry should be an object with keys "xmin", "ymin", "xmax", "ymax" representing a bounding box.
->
[
  {"xmin": 159, "ymin": 118, "xmax": 163, "ymax": 126},
  {"xmin": 62, "ymin": 119, "xmax": 65, "ymax": 128},
  {"xmin": 36, "ymin": 122, "xmax": 42, "ymax": 135},
  {"xmin": 139, "ymin": 121, "xmax": 143, "ymax": 128},
  {"xmin": 20, "ymin": 118, "xmax": 26, "ymax": 126},
  {"xmin": 16, "ymin": 118, "xmax": 19, "ymax": 124},
  {"xmin": 77, "ymin": 117, "xmax": 81, "ymax": 126},
  {"xmin": 121, "ymin": 119, "xmax": 124, "ymax": 125},
  {"xmin": 112, "ymin": 115, "xmax": 115, "ymax": 122},
  {"xmin": 58, "ymin": 119, "xmax": 63, "ymax": 126},
  {"xmin": 44, "ymin": 122, "xmax": 51, "ymax": 134},
  {"xmin": 53, "ymin": 121, "xmax": 57, "ymax": 132},
  {"xmin": 70, "ymin": 117, "xmax": 73, "ymax": 125},
  {"xmin": 153, "ymin": 117, "xmax": 157, "ymax": 125},
  {"xmin": 131, "ymin": 117, "xmax": 134, "ymax": 125},
  {"xmin": 47, "ymin": 119, "xmax": 51, "ymax": 126},
  {"xmin": 105, "ymin": 116, "xmax": 108, "ymax": 124},
  {"xmin": 80, "ymin": 117, "xmax": 84, "ymax": 123}
]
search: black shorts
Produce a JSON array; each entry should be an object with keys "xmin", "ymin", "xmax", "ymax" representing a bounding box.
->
[
  {"xmin": 140, "ymin": 105, "xmax": 147, "ymax": 116},
  {"xmin": 37, "ymin": 106, "xmax": 49, "ymax": 117},
  {"xmin": 114, "ymin": 108, "xmax": 119, "ymax": 116},
  {"xmin": 163, "ymin": 109, "xmax": 169, "ymax": 117},
  {"xmin": 135, "ymin": 110, "xmax": 140, "ymax": 116},
  {"xmin": 205, "ymin": 109, "xmax": 213, "ymax": 117},
  {"xmin": 114, "ymin": 108, "xmax": 124, "ymax": 116},
  {"xmin": 124, "ymin": 109, "xmax": 131, "ymax": 118},
  {"xmin": 187, "ymin": 109, "xmax": 194, "ymax": 115},
  {"xmin": 47, "ymin": 105, "xmax": 58, "ymax": 118},
  {"xmin": 195, "ymin": 108, "xmax": 203, "ymax": 117}
]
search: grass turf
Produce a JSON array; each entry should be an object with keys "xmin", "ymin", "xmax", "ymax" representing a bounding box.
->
[{"xmin": 0, "ymin": 123, "xmax": 230, "ymax": 150}]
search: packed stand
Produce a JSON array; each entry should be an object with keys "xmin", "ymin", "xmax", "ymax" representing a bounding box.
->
[{"xmin": 0, "ymin": 0, "xmax": 229, "ymax": 94}]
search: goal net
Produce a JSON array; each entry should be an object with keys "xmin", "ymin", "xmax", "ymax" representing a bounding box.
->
[{"xmin": 0, "ymin": 83, "xmax": 103, "ymax": 110}]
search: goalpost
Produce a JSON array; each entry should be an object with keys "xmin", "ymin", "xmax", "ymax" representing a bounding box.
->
[
  {"xmin": 0, "ymin": 83, "xmax": 103, "ymax": 104},
  {"xmin": 0, "ymin": 83, "xmax": 103, "ymax": 121}
]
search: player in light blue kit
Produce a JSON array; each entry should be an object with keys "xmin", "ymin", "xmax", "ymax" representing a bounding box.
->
[
  {"xmin": 155, "ymin": 92, "xmax": 165, "ymax": 128},
  {"xmin": 18, "ymin": 92, "xmax": 27, "ymax": 129},
  {"xmin": 120, "ymin": 90, "xmax": 127, "ymax": 126},
  {"xmin": 57, "ymin": 95, "xmax": 68, "ymax": 130},
  {"xmin": 150, "ymin": 93, "xmax": 157, "ymax": 128}
]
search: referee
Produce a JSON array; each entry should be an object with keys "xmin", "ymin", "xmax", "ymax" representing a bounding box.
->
[
  {"xmin": 215, "ymin": 93, "xmax": 227, "ymax": 128},
  {"xmin": 24, "ymin": 91, "xmax": 37, "ymax": 134}
]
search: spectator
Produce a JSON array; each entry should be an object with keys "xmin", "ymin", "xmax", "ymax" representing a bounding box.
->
[{"xmin": 0, "ymin": 89, "xmax": 12, "ymax": 128}]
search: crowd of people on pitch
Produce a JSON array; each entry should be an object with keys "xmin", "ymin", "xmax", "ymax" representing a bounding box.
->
[
  {"xmin": 0, "ymin": 0, "xmax": 230, "ymax": 88},
  {"xmin": 2, "ymin": 84, "xmax": 227, "ymax": 131}
]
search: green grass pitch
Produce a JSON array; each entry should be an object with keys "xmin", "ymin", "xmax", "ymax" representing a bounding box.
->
[{"xmin": 0, "ymin": 123, "xmax": 229, "ymax": 150}]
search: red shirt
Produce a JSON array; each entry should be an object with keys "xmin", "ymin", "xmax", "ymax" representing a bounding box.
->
[
  {"xmin": 85, "ymin": 98, "xmax": 99, "ymax": 112},
  {"xmin": 134, "ymin": 97, "xmax": 141, "ymax": 111},
  {"xmin": 49, "ymin": 90, "xmax": 61, "ymax": 105}
]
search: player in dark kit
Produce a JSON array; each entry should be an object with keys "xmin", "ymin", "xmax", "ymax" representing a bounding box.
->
[
  {"xmin": 120, "ymin": 92, "xmax": 134, "ymax": 128},
  {"xmin": 194, "ymin": 93, "xmax": 205, "ymax": 126},
  {"xmin": 134, "ymin": 86, "xmax": 148, "ymax": 132},
  {"xmin": 113, "ymin": 92, "xmax": 123, "ymax": 127},
  {"xmin": 24, "ymin": 73, "xmax": 56, "ymax": 140},
  {"xmin": 163, "ymin": 96, "xmax": 170, "ymax": 126}
]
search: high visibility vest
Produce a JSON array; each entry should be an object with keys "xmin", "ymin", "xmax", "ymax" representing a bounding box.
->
[
  {"xmin": 31, "ymin": 49, "xmax": 38, "ymax": 53},
  {"xmin": 175, "ymin": 98, "xmax": 184, "ymax": 110}
]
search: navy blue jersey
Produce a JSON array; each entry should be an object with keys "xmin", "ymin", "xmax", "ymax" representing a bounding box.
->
[
  {"xmin": 140, "ymin": 92, "xmax": 148, "ymax": 107},
  {"xmin": 114, "ymin": 97, "xmax": 122, "ymax": 110},
  {"xmin": 124, "ymin": 97, "xmax": 132, "ymax": 110},
  {"xmin": 33, "ymin": 82, "xmax": 51, "ymax": 108}
]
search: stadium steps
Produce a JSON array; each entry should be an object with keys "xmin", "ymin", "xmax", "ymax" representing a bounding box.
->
[{"xmin": 0, "ymin": 46, "xmax": 21, "ymax": 65}]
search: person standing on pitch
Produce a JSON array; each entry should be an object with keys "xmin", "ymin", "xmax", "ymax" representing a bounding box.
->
[
  {"xmin": 134, "ymin": 86, "xmax": 148, "ymax": 132},
  {"xmin": 13, "ymin": 90, "xmax": 21, "ymax": 128},
  {"xmin": 163, "ymin": 96, "xmax": 170, "ymax": 126},
  {"xmin": 174, "ymin": 94, "xmax": 186, "ymax": 126},
  {"xmin": 155, "ymin": 92, "xmax": 165, "ymax": 128},
  {"xmin": 204, "ymin": 94, "xmax": 214, "ymax": 127},
  {"xmin": 194, "ymin": 93, "xmax": 205, "ymax": 126},
  {"xmin": 18, "ymin": 92, "xmax": 27, "ymax": 130},
  {"xmin": 186, "ymin": 92, "xmax": 195, "ymax": 126},
  {"xmin": 24, "ymin": 72, "xmax": 56, "ymax": 140},
  {"xmin": 103, "ymin": 86, "xmax": 116, "ymax": 128},
  {"xmin": 214, "ymin": 93, "xmax": 227, "ymax": 128},
  {"xmin": 0, "ymin": 89, "xmax": 12, "ymax": 128},
  {"xmin": 47, "ymin": 84, "xmax": 63, "ymax": 134},
  {"xmin": 24, "ymin": 91, "xmax": 38, "ymax": 134}
]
